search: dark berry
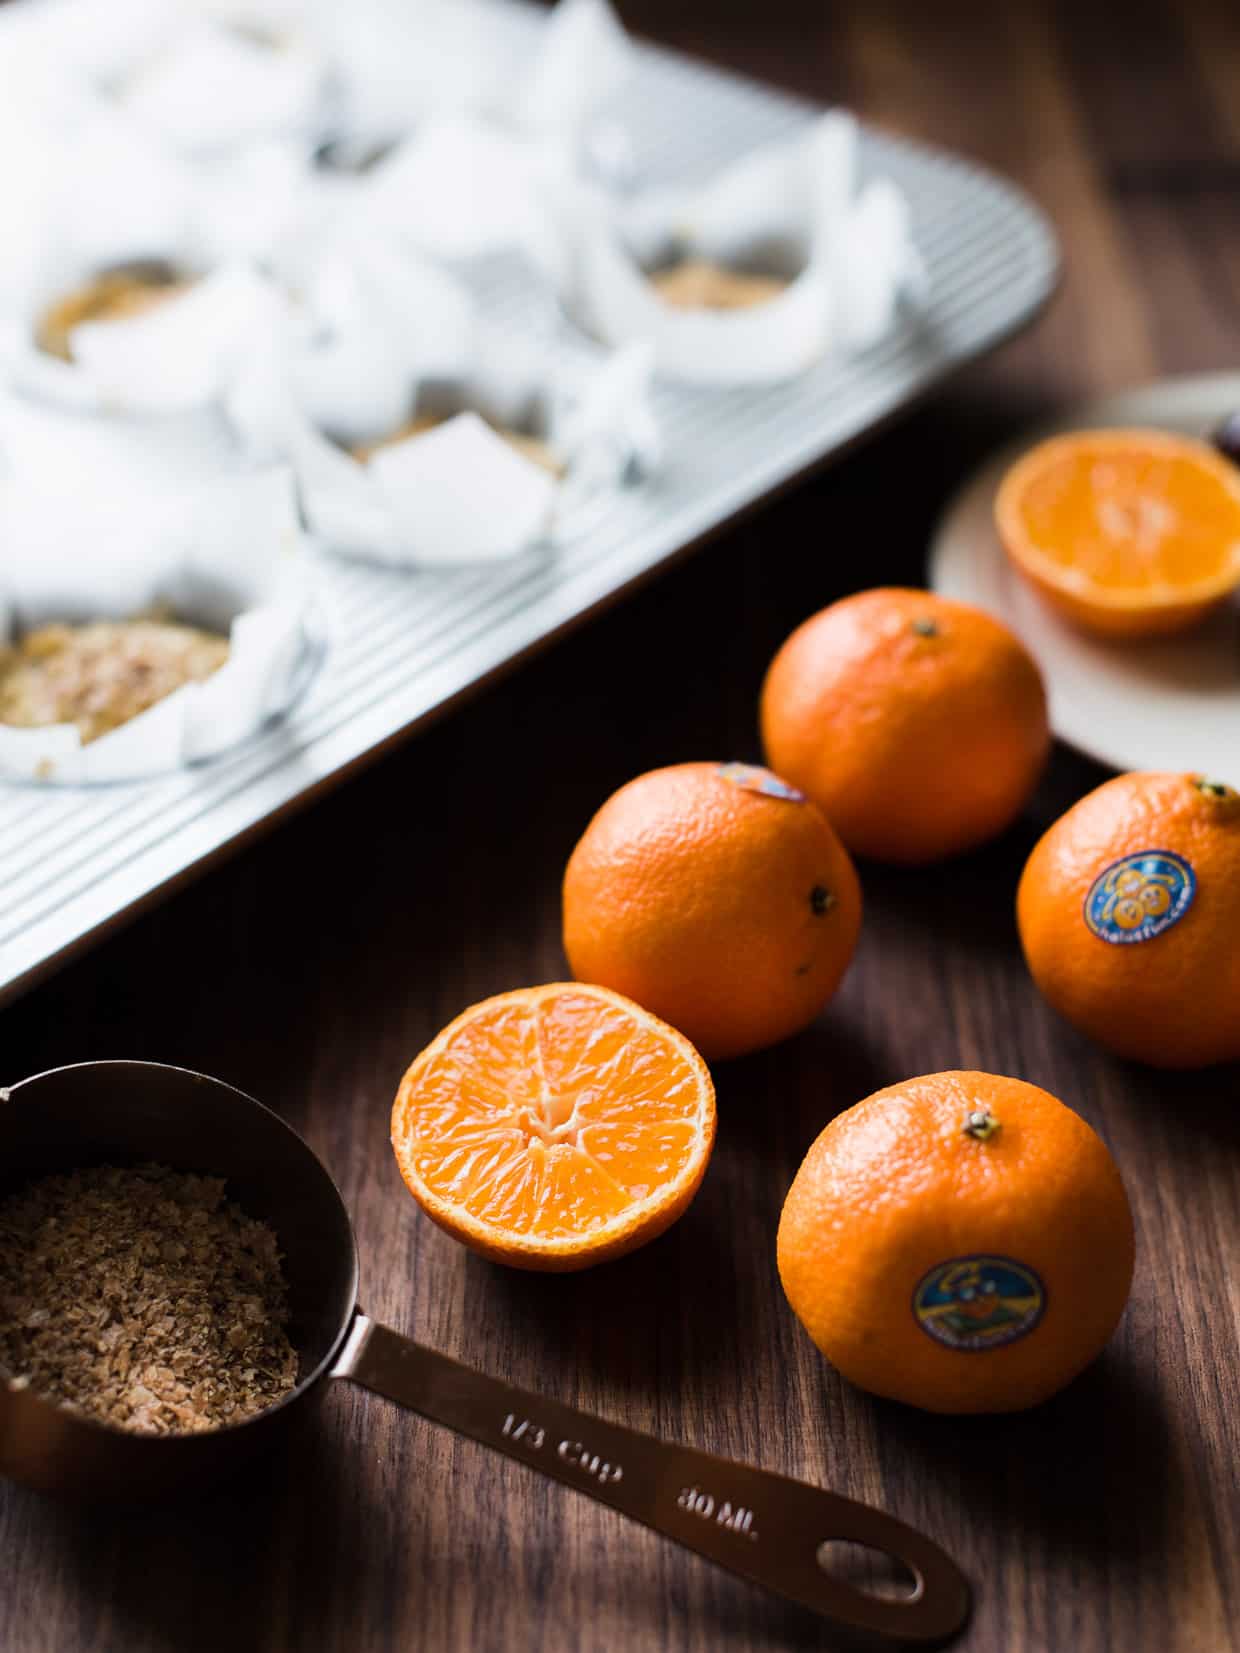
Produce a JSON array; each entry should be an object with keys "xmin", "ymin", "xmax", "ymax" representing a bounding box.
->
[{"xmin": 1211, "ymin": 410, "xmax": 1240, "ymax": 467}]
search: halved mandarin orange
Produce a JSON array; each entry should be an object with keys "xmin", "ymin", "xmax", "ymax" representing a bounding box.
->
[
  {"xmin": 995, "ymin": 428, "xmax": 1240, "ymax": 637},
  {"xmin": 391, "ymin": 984, "xmax": 716, "ymax": 1271}
]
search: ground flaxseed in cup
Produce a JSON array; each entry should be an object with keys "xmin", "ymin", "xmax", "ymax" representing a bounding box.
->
[{"xmin": 0, "ymin": 1163, "xmax": 298, "ymax": 1435}]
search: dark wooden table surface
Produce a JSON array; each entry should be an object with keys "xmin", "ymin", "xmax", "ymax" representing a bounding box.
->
[{"xmin": 4, "ymin": 2, "xmax": 1239, "ymax": 1650}]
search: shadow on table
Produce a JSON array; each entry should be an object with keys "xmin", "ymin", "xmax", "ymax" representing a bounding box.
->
[
  {"xmin": 456, "ymin": 1011, "xmax": 893, "ymax": 1411},
  {"xmin": 7, "ymin": 1275, "xmax": 1175, "ymax": 1653},
  {"xmin": 1119, "ymin": 1056, "xmax": 1240, "ymax": 1152},
  {"xmin": 5, "ymin": 1402, "xmax": 351, "ymax": 1653},
  {"xmin": 13, "ymin": 1381, "xmax": 931, "ymax": 1653},
  {"xmin": 863, "ymin": 1346, "xmax": 1169, "ymax": 1585}
]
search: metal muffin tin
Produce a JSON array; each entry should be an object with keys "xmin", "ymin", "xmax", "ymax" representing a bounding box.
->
[{"xmin": 0, "ymin": 8, "xmax": 1057, "ymax": 1007}]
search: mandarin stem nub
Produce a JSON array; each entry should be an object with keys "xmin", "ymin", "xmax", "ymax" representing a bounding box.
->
[
  {"xmin": 1194, "ymin": 777, "xmax": 1235, "ymax": 801},
  {"xmin": 962, "ymin": 1109, "xmax": 1001, "ymax": 1142}
]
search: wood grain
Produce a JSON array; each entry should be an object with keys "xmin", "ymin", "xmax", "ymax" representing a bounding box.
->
[{"xmin": 2, "ymin": 2, "xmax": 1239, "ymax": 1650}]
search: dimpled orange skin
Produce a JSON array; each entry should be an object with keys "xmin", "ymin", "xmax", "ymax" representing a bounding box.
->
[
  {"xmin": 760, "ymin": 588, "xmax": 1051, "ymax": 863},
  {"xmin": 1018, "ymin": 772, "xmax": 1240, "ymax": 1068},
  {"xmin": 777, "ymin": 1072, "xmax": 1135, "ymax": 1414},
  {"xmin": 562, "ymin": 763, "xmax": 862, "ymax": 1061}
]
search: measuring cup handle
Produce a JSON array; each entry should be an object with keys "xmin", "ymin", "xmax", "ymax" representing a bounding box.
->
[{"xmin": 333, "ymin": 1316, "xmax": 969, "ymax": 1642}]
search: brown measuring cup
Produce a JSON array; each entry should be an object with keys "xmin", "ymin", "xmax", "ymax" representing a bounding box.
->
[{"xmin": 0, "ymin": 1061, "xmax": 970, "ymax": 1643}]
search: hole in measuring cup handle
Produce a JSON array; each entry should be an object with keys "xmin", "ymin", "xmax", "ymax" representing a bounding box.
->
[{"xmin": 816, "ymin": 1537, "xmax": 924, "ymax": 1603}]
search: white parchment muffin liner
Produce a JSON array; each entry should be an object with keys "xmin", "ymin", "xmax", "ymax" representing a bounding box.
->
[
  {"xmin": 115, "ymin": 18, "xmax": 331, "ymax": 155},
  {"xmin": 339, "ymin": 0, "xmax": 634, "ymax": 261},
  {"xmin": 0, "ymin": 463, "xmax": 313, "ymax": 784},
  {"xmin": 0, "ymin": 79, "xmax": 478, "ymax": 422},
  {"xmin": 0, "ymin": 0, "xmax": 332, "ymax": 154},
  {"xmin": 266, "ymin": 238, "xmax": 477, "ymax": 449},
  {"xmin": 228, "ymin": 280, "xmax": 658, "ymax": 567},
  {"xmin": 233, "ymin": 319, "xmax": 661, "ymax": 571},
  {"xmin": 0, "ymin": 83, "xmax": 195, "ymax": 321},
  {"xmin": 4, "ymin": 256, "xmax": 288, "ymax": 418},
  {"xmin": 545, "ymin": 112, "xmax": 925, "ymax": 385},
  {"xmin": 0, "ymin": 73, "xmax": 307, "ymax": 415}
]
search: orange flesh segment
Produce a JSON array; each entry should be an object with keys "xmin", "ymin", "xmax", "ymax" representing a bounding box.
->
[
  {"xmin": 999, "ymin": 432, "xmax": 1240, "ymax": 604},
  {"xmin": 399, "ymin": 990, "xmax": 708, "ymax": 1243}
]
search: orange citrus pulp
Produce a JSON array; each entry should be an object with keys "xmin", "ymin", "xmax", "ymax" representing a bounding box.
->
[
  {"xmin": 391, "ymin": 984, "xmax": 716, "ymax": 1270},
  {"xmin": 995, "ymin": 428, "xmax": 1240, "ymax": 637}
]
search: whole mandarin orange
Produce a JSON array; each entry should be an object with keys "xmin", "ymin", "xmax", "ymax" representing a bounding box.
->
[
  {"xmin": 760, "ymin": 588, "xmax": 1050, "ymax": 863},
  {"xmin": 777, "ymin": 1071, "xmax": 1134, "ymax": 1414},
  {"xmin": 561, "ymin": 762, "xmax": 861, "ymax": 1060},
  {"xmin": 1018, "ymin": 772, "xmax": 1240, "ymax": 1068}
]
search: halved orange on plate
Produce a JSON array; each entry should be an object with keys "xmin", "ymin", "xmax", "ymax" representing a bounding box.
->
[
  {"xmin": 995, "ymin": 428, "xmax": 1240, "ymax": 637},
  {"xmin": 391, "ymin": 983, "xmax": 715, "ymax": 1270}
]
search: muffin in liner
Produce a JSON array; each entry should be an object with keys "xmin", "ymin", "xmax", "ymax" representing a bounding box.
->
[
  {"xmin": 0, "ymin": 79, "xmax": 196, "ymax": 322},
  {"xmin": 314, "ymin": 0, "xmax": 501, "ymax": 155},
  {"xmin": 345, "ymin": 0, "xmax": 634, "ymax": 262},
  {"xmin": 116, "ymin": 17, "xmax": 330, "ymax": 155},
  {"xmin": 0, "ymin": 0, "xmax": 180, "ymax": 91},
  {"xmin": 0, "ymin": 70, "xmax": 306, "ymax": 415},
  {"xmin": 545, "ymin": 112, "xmax": 925, "ymax": 385},
  {"xmin": 228, "ymin": 294, "xmax": 657, "ymax": 566},
  {"xmin": 0, "ymin": 462, "xmax": 312, "ymax": 783},
  {"xmin": 268, "ymin": 237, "xmax": 477, "ymax": 450},
  {"xmin": 0, "ymin": 0, "xmax": 330, "ymax": 154},
  {"xmin": 9, "ymin": 256, "xmax": 287, "ymax": 417},
  {"xmin": 0, "ymin": 389, "xmax": 240, "ymax": 496},
  {"xmin": 0, "ymin": 62, "xmax": 469, "ymax": 422}
]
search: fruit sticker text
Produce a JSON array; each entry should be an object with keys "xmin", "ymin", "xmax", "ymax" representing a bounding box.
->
[
  {"xmin": 1083, "ymin": 850, "xmax": 1196, "ymax": 945},
  {"xmin": 912, "ymin": 1256, "xmax": 1045, "ymax": 1351},
  {"xmin": 717, "ymin": 762, "xmax": 805, "ymax": 802}
]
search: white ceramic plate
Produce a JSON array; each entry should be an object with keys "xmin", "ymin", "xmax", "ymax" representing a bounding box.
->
[{"xmin": 929, "ymin": 372, "xmax": 1240, "ymax": 777}]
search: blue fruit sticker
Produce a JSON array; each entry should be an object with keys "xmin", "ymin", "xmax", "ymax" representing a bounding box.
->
[
  {"xmin": 913, "ymin": 1256, "xmax": 1045, "ymax": 1351},
  {"xmin": 1083, "ymin": 850, "xmax": 1196, "ymax": 945},
  {"xmin": 717, "ymin": 763, "xmax": 805, "ymax": 802}
]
